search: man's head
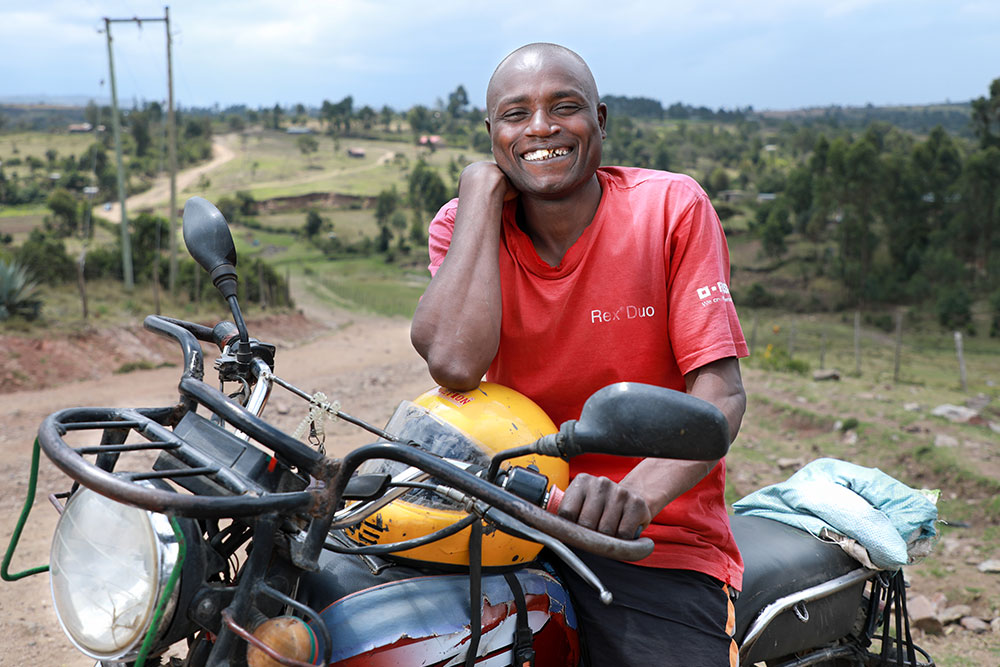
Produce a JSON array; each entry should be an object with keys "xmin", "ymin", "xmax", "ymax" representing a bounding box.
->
[{"xmin": 485, "ymin": 43, "xmax": 606, "ymax": 200}]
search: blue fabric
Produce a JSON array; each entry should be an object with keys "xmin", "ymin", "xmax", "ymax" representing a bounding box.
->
[{"xmin": 732, "ymin": 458, "xmax": 938, "ymax": 570}]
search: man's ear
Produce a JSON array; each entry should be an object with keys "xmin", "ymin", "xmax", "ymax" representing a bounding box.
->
[
  {"xmin": 485, "ymin": 117, "xmax": 494, "ymax": 152},
  {"xmin": 597, "ymin": 103, "xmax": 608, "ymax": 140}
]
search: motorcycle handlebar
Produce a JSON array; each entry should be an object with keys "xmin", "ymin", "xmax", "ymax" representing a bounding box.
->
[{"xmin": 337, "ymin": 443, "xmax": 654, "ymax": 562}]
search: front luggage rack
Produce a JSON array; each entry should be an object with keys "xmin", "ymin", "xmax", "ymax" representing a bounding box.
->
[{"xmin": 38, "ymin": 406, "xmax": 316, "ymax": 519}]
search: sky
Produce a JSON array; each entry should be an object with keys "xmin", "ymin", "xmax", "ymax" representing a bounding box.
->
[{"xmin": 1, "ymin": 0, "xmax": 998, "ymax": 113}]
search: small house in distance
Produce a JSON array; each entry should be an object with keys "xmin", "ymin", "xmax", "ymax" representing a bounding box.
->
[
  {"xmin": 419, "ymin": 135, "xmax": 444, "ymax": 148},
  {"xmin": 286, "ymin": 126, "xmax": 314, "ymax": 135},
  {"xmin": 347, "ymin": 147, "xmax": 366, "ymax": 158},
  {"xmin": 68, "ymin": 123, "xmax": 93, "ymax": 133}
]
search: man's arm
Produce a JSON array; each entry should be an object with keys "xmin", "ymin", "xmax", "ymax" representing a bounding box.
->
[
  {"xmin": 556, "ymin": 357, "xmax": 746, "ymax": 538},
  {"xmin": 410, "ymin": 162, "xmax": 513, "ymax": 390}
]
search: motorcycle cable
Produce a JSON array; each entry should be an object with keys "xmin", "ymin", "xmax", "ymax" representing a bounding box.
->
[
  {"xmin": 324, "ymin": 513, "xmax": 479, "ymax": 556},
  {"xmin": 261, "ymin": 369, "xmax": 401, "ymax": 443},
  {"xmin": 1, "ymin": 439, "xmax": 50, "ymax": 581}
]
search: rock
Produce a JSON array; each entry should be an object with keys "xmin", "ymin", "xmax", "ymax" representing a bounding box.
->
[
  {"xmin": 960, "ymin": 616, "xmax": 990, "ymax": 633},
  {"xmin": 903, "ymin": 402, "xmax": 921, "ymax": 412},
  {"xmin": 965, "ymin": 393, "xmax": 991, "ymax": 411},
  {"xmin": 908, "ymin": 594, "xmax": 943, "ymax": 635},
  {"xmin": 939, "ymin": 605, "xmax": 971, "ymax": 624},
  {"xmin": 931, "ymin": 404, "xmax": 979, "ymax": 423},
  {"xmin": 990, "ymin": 422, "xmax": 1000, "ymax": 435},
  {"xmin": 934, "ymin": 434, "xmax": 959, "ymax": 448},
  {"xmin": 991, "ymin": 618, "xmax": 1000, "ymax": 633},
  {"xmin": 813, "ymin": 369, "xmax": 841, "ymax": 381},
  {"xmin": 842, "ymin": 430, "xmax": 859, "ymax": 445},
  {"xmin": 776, "ymin": 457, "xmax": 804, "ymax": 470},
  {"xmin": 977, "ymin": 559, "xmax": 1000, "ymax": 573}
]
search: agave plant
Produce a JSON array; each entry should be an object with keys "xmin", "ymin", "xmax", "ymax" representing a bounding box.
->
[{"xmin": 0, "ymin": 258, "xmax": 42, "ymax": 321}]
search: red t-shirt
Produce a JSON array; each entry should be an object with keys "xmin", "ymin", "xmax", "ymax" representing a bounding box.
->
[{"xmin": 428, "ymin": 166, "xmax": 748, "ymax": 588}]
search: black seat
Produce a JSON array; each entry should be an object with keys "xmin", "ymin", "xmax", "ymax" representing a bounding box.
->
[{"xmin": 732, "ymin": 514, "xmax": 869, "ymax": 656}]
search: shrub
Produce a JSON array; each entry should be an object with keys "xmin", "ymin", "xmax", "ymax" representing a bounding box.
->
[
  {"xmin": 0, "ymin": 259, "xmax": 41, "ymax": 321},
  {"xmin": 757, "ymin": 343, "xmax": 809, "ymax": 375}
]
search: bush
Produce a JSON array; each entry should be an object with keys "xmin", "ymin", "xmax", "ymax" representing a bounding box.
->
[
  {"xmin": 935, "ymin": 285, "xmax": 973, "ymax": 332},
  {"xmin": 0, "ymin": 258, "xmax": 41, "ymax": 321},
  {"xmin": 756, "ymin": 343, "xmax": 810, "ymax": 375},
  {"xmin": 14, "ymin": 229, "xmax": 75, "ymax": 284}
]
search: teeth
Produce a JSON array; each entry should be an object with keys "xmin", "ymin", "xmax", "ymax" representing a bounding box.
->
[{"xmin": 523, "ymin": 147, "xmax": 570, "ymax": 162}]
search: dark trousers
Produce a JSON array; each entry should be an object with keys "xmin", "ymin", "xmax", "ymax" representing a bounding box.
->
[{"xmin": 553, "ymin": 550, "xmax": 738, "ymax": 667}]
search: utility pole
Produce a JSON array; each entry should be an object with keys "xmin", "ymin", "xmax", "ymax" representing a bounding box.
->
[
  {"xmin": 166, "ymin": 6, "xmax": 178, "ymax": 296},
  {"xmin": 102, "ymin": 8, "xmax": 177, "ymax": 294},
  {"xmin": 103, "ymin": 17, "xmax": 134, "ymax": 289}
]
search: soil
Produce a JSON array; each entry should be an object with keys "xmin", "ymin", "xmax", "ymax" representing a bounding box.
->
[{"xmin": 0, "ymin": 310, "xmax": 996, "ymax": 665}]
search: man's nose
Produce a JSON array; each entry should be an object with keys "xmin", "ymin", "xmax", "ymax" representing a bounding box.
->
[{"xmin": 526, "ymin": 109, "xmax": 557, "ymax": 136}]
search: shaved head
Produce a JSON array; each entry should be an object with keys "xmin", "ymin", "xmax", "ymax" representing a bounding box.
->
[{"xmin": 486, "ymin": 43, "xmax": 600, "ymax": 121}]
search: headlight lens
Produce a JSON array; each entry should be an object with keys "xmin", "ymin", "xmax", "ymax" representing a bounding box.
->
[{"xmin": 50, "ymin": 488, "xmax": 179, "ymax": 659}]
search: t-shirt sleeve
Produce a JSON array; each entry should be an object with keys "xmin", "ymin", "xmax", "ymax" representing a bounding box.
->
[
  {"xmin": 666, "ymin": 190, "xmax": 748, "ymax": 375},
  {"xmin": 427, "ymin": 198, "xmax": 460, "ymax": 277}
]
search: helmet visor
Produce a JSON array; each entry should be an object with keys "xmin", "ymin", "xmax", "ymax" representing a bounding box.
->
[{"xmin": 358, "ymin": 401, "xmax": 491, "ymax": 510}]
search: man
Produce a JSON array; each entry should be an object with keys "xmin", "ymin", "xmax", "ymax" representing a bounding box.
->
[{"xmin": 410, "ymin": 43, "xmax": 748, "ymax": 666}]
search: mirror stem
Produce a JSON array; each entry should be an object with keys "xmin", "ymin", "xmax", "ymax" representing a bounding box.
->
[{"xmin": 226, "ymin": 294, "xmax": 252, "ymax": 378}]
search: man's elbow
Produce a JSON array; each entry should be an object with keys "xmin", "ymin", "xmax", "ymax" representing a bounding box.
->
[{"xmin": 426, "ymin": 356, "xmax": 485, "ymax": 392}]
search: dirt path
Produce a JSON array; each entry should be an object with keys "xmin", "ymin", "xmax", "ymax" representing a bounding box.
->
[
  {"xmin": 0, "ymin": 312, "xmax": 433, "ymax": 666},
  {"xmin": 95, "ymin": 136, "xmax": 237, "ymax": 222}
]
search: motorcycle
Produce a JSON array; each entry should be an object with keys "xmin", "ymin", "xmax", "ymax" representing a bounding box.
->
[{"xmin": 2, "ymin": 196, "xmax": 935, "ymax": 667}]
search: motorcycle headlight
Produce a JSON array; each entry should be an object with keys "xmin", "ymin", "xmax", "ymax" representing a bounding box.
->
[{"xmin": 50, "ymin": 487, "xmax": 181, "ymax": 660}]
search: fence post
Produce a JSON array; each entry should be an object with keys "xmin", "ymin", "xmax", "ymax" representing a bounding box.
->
[
  {"xmin": 893, "ymin": 308, "xmax": 904, "ymax": 383},
  {"xmin": 854, "ymin": 311, "xmax": 862, "ymax": 376},
  {"xmin": 954, "ymin": 331, "xmax": 968, "ymax": 392}
]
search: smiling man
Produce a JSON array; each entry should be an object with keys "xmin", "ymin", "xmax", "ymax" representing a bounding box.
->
[{"xmin": 410, "ymin": 43, "xmax": 748, "ymax": 666}]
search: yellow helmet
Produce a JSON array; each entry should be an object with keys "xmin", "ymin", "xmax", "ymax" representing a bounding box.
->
[{"xmin": 344, "ymin": 382, "xmax": 568, "ymax": 568}]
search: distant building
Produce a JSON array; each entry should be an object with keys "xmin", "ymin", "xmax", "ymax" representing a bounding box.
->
[
  {"xmin": 68, "ymin": 123, "xmax": 93, "ymax": 133},
  {"xmin": 718, "ymin": 189, "xmax": 746, "ymax": 203},
  {"xmin": 286, "ymin": 126, "xmax": 314, "ymax": 135},
  {"xmin": 347, "ymin": 147, "xmax": 366, "ymax": 158},
  {"xmin": 757, "ymin": 193, "xmax": 777, "ymax": 203},
  {"xmin": 419, "ymin": 135, "xmax": 444, "ymax": 147}
]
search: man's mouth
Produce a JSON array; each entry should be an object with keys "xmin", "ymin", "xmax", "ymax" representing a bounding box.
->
[{"xmin": 521, "ymin": 147, "xmax": 571, "ymax": 162}]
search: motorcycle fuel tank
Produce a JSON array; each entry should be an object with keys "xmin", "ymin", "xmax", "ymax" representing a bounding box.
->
[{"xmin": 299, "ymin": 550, "xmax": 579, "ymax": 666}]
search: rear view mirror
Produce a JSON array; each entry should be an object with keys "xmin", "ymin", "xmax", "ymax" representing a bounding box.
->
[
  {"xmin": 554, "ymin": 383, "xmax": 730, "ymax": 460},
  {"xmin": 183, "ymin": 197, "xmax": 238, "ymax": 298}
]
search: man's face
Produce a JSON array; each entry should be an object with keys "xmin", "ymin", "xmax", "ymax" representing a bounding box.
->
[{"xmin": 486, "ymin": 51, "xmax": 606, "ymax": 200}]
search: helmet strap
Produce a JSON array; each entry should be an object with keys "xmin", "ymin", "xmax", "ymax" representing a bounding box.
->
[{"xmin": 465, "ymin": 520, "xmax": 483, "ymax": 667}]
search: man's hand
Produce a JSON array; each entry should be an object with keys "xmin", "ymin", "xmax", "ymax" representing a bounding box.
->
[
  {"xmin": 555, "ymin": 358, "xmax": 746, "ymax": 541},
  {"xmin": 557, "ymin": 473, "xmax": 652, "ymax": 539},
  {"xmin": 458, "ymin": 161, "xmax": 520, "ymax": 203}
]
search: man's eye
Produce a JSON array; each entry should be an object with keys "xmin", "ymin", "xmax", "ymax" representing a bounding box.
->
[
  {"xmin": 502, "ymin": 110, "xmax": 528, "ymax": 120},
  {"xmin": 555, "ymin": 105, "xmax": 581, "ymax": 115}
]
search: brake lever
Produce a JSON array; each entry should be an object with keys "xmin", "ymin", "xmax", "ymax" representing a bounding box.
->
[{"xmin": 480, "ymin": 504, "xmax": 614, "ymax": 605}]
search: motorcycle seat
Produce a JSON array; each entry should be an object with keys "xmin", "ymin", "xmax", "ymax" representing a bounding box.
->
[{"xmin": 731, "ymin": 514, "xmax": 869, "ymax": 645}]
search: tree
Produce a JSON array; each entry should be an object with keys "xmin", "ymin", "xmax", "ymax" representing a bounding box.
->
[
  {"xmin": 447, "ymin": 85, "xmax": 469, "ymax": 118},
  {"xmin": 408, "ymin": 160, "xmax": 450, "ymax": 218},
  {"xmin": 380, "ymin": 105, "xmax": 394, "ymax": 132},
  {"xmin": 971, "ymin": 77, "xmax": 1000, "ymax": 149},
  {"xmin": 304, "ymin": 209, "xmax": 324, "ymax": 238},
  {"xmin": 129, "ymin": 110, "xmax": 151, "ymax": 157},
  {"xmin": 297, "ymin": 134, "xmax": 319, "ymax": 165},
  {"xmin": 46, "ymin": 188, "xmax": 79, "ymax": 237},
  {"xmin": 358, "ymin": 105, "xmax": 376, "ymax": 130},
  {"xmin": 271, "ymin": 103, "xmax": 284, "ymax": 130},
  {"xmin": 375, "ymin": 187, "xmax": 400, "ymax": 227}
]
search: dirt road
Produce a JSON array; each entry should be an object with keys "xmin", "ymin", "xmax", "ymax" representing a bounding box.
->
[
  {"xmin": 0, "ymin": 312, "xmax": 432, "ymax": 666},
  {"xmin": 95, "ymin": 136, "xmax": 237, "ymax": 222}
]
